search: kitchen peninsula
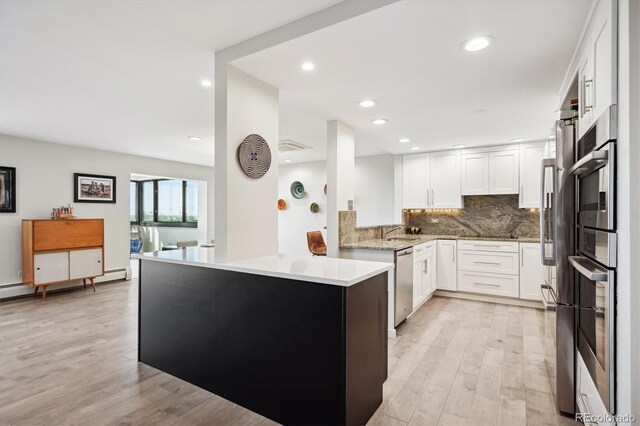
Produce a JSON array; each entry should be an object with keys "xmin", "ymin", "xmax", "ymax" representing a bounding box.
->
[{"xmin": 134, "ymin": 247, "xmax": 393, "ymax": 426}]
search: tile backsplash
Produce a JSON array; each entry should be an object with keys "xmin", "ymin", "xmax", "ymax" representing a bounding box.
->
[{"xmin": 404, "ymin": 195, "xmax": 539, "ymax": 238}]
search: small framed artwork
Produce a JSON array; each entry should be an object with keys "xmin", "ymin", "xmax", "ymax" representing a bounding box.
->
[
  {"xmin": 74, "ymin": 173, "xmax": 117, "ymax": 203},
  {"xmin": 0, "ymin": 166, "xmax": 16, "ymax": 213}
]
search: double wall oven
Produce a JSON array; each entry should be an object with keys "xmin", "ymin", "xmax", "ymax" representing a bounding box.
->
[{"xmin": 569, "ymin": 105, "xmax": 617, "ymax": 414}]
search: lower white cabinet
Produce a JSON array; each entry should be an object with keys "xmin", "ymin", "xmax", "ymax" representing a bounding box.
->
[
  {"xmin": 519, "ymin": 243, "xmax": 545, "ymax": 300},
  {"xmin": 458, "ymin": 250, "xmax": 519, "ymax": 275},
  {"xmin": 69, "ymin": 248, "xmax": 103, "ymax": 280},
  {"xmin": 34, "ymin": 252, "xmax": 70, "ymax": 284},
  {"xmin": 576, "ymin": 353, "xmax": 613, "ymax": 425},
  {"xmin": 457, "ymin": 270, "xmax": 519, "ymax": 298},
  {"xmin": 413, "ymin": 243, "xmax": 435, "ymax": 310},
  {"xmin": 436, "ymin": 240, "xmax": 457, "ymax": 290}
]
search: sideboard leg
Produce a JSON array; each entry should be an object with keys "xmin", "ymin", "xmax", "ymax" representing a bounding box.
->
[
  {"xmin": 83, "ymin": 278, "xmax": 87, "ymax": 290},
  {"xmin": 90, "ymin": 278, "xmax": 96, "ymax": 292},
  {"xmin": 34, "ymin": 286, "xmax": 39, "ymax": 297},
  {"xmin": 42, "ymin": 286, "xmax": 48, "ymax": 300}
]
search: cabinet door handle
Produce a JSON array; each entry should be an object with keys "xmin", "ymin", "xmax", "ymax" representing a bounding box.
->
[
  {"xmin": 584, "ymin": 79, "xmax": 594, "ymax": 111},
  {"xmin": 431, "ymin": 189, "xmax": 434, "ymax": 206},
  {"xmin": 521, "ymin": 248, "xmax": 524, "ymax": 267},
  {"xmin": 473, "ymin": 261, "xmax": 501, "ymax": 265},
  {"xmin": 452, "ymin": 245, "xmax": 455, "ymax": 263}
]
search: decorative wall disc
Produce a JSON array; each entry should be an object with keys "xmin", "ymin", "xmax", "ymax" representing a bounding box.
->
[
  {"xmin": 237, "ymin": 134, "xmax": 271, "ymax": 179},
  {"xmin": 290, "ymin": 181, "xmax": 305, "ymax": 199},
  {"xmin": 277, "ymin": 199, "xmax": 287, "ymax": 211},
  {"xmin": 310, "ymin": 202, "xmax": 320, "ymax": 213}
]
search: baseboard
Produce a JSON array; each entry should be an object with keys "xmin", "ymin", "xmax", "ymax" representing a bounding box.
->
[
  {"xmin": 434, "ymin": 290, "xmax": 544, "ymax": 309},
  {"xmin": 0, "ymin": 268, "xmax": 128, "ymax": 301}
]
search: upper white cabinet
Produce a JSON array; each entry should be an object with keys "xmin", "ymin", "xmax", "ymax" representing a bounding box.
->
[
  {"xmin": 577, "ymin": 0, "xmax": 616, "ymax": 138},
  {"xmin": 430, "ymin": 150, "xmax": 462, "ymax": 208},
  {"xmin": 402, "ymin": 154, "xmax": 430, "ymax": 209},
  {"xmin": 461, "ymin": 153, "xmax": 489, "ymax": 195},
  {"xmin": 461, "ymin": 147, "xmax": 518, "ymax": 196},
  {"xmin": 403, "ymin": 151, "xmax": 462, "ymax": 209},
  {"xmin": 519, "ymin": 142, "xmax": 546, "ymax": 208},
  {"xmin": 489, "ymin": 149, "xmax": 519, "ymax": 194}
]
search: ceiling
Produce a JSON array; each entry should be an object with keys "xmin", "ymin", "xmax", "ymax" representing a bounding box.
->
[
  {"xmin": 1, "ymin": 0, "xmax": 591, "ymax": 167},
  {"xmin": 233, "ymin": 0, "xmax": 591, "ymax": 162},
  {"xmin": 0, "ymin": 0, "xmax": 340, "ymax": 166}
]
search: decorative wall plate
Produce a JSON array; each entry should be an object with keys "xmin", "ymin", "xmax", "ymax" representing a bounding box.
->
[
  {"xmin": 277, "ymin": 199, "xmax": 287, "ymax": 211},
  {"xmin": 290, "ymin": 181, "xmax": 305, "ymax": 199},
  {"xmin": 323, "ymin": 184, "xmax": 327, "ymax": 195},
  {"xmin": 310, "ymin": 202, "xmax": 319, "ymax": 213},
  {"xmin": 237, "ymin": 134, "xmax": 271, "ymax": 179}
]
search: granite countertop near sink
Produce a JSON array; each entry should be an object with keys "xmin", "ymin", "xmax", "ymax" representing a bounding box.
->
[{"xmin": 340, "ymin": 234, "xmax": 540, "ymax": 251}]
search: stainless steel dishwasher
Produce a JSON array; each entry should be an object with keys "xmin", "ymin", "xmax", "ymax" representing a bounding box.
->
[{"xmin": 394, "ymin": 248, "xmax": 413, "ymax": 326}]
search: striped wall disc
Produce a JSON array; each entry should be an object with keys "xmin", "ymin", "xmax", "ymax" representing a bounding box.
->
[{"xmin": 237, "ymin": 134, "xmax": 271, "ymax": 179}]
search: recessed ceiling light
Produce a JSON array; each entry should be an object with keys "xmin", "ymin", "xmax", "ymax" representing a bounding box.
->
[
  {"xmin": 187, "ymin": 136, "xmax": 202, "ymax": 141},
  {"xmin": 399, "ymin": 138, "xmax": 410, "ymax": 143},
  {"xmin": 200, "ymin": 79, "xmax": 212, "ymax": 87},
  {"xmin": 453, "ymin": 144, "xmax": 465, "ymax": 148},
  {"xmin": 410, "ymin": 146, "xmax": 420, "ymax": 151},
  {"xmin": 301, "ymin": 62, "xmax": 315, "ymax": 71},
  {"xmin": 471, "ymin": 109, "xmax": 487, "ymax": 116},
  {"xmin": 359, "ymin": 99, "xmax": 376, "ymax": 108},
  {"xmin": 511, "ymin": 138, "xmax": 526, "ymax": 142},
  {"xmin": 462, "ymin": 36, "xmax": 494, "ymax": 52},
  {"xmin": 284, "ymin": 159, "xmax": 292, "ymax": 163},
  {"xmin": 372, "ymin": 118, "xmax": 388, "ymax": 125}
]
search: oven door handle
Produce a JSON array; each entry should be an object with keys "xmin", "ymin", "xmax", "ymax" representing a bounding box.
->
[
  {"xmin": 568, "ymin": 150, "xmax": 608, "ymax": 176},
  {"xmin": 568, "ymin": 256, "xmax": 609, "ymax": 281}
]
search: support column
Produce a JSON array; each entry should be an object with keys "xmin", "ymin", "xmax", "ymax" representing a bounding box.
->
[
  {"xmin": 214, "ymin": 65, "xmax": 279, "ymax": 262},
  {"xmin": 326, "ymin": 120, "xmax": 355, "ymax": 258}
]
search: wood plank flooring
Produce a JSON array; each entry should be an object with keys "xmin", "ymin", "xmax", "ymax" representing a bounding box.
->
[{"xmin": 0, "ymin": 280, "xmax": 576, "ymax": 425}]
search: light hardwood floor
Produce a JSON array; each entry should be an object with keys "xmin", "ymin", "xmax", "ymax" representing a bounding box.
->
[{"xmin": 0, "ymin": 280, "xmax": 576, "ymax": 425}]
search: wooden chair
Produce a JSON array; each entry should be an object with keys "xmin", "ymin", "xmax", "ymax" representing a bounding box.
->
[{"xmin": 306, "ymin": 231, "xmax": 327, "ymax": 256}]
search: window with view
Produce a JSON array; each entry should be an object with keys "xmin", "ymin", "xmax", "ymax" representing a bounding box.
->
[
  {"xmin": 130, "ymin": 181, "xmax": 138, "ymax": 223},
  {"xmin": 131, "ymin": 179, "xmax": 198, "ymax": 227},
  {"xmin": 186, "ymin": 181, "xmax": 198, "ymax": 223},
  {"xmin": 157, "ymin": 180, "xmax": 183, "ymax": 222}
]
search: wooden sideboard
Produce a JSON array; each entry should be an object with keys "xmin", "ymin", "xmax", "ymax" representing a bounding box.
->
[{"xmin": 22, "ymin": 219, "xmax": 105, "ymax": 299}]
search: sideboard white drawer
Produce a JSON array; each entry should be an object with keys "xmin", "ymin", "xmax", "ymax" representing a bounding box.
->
[
  {"xmin": 69, "ymin": 248, "xmax": 103, "ymax": 279},
  {"xmin": 34, "ymin": 251, "xmax": 70, "ymax": 284},
  {"xmin": 457, "ymin": 270, "xmax": 519, "ymax": 297},
  {"xmin": 458, "ymin": 240, "xmax": 518, "ymax": 253},
  {"xmin": 458, "ymin": 251, "xmax": 519, "ymax": 275}
]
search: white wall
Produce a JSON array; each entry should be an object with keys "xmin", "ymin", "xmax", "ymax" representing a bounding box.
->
[
  {"xmin": 277, "ymin": 155, "xmax": 396, "ymax": 255},
  {"xmin": 215, "ymin": 66, "xmax": 279, "ymax": 262},
  {"xmin": 0, "ymin": 134, "xmax": 214, "ymax": 292},
  {"xmin": 354, "ymin": 154, "xmax": 396, "ymax": 226}
]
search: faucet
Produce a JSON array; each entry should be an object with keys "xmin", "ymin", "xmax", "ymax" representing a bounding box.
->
[{"xmin": 381, "ymin": 225, "xmax": 403, "ymax": 240}]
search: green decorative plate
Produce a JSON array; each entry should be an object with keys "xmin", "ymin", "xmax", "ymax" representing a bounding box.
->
[
  {"xmin": 310, "ymin": 202, "xmax": 319, "ymax": 213},
  {"xmin": 290, "ymin": 181, "xmax": 305, "ymax": 199}
]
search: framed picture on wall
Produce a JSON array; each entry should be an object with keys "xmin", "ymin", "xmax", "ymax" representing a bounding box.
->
[
  {"xmin": 74, "ymin": 173, "xmax": 117, "ymax": 203},
  {"xmin": 0, "ymin": 166, "xmax": 16, "ymax": 213}
]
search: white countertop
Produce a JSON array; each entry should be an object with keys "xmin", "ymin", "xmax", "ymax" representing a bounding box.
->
[{"xmin": 133, "ymin": 247, "xmax": 394, "ymax": 287}]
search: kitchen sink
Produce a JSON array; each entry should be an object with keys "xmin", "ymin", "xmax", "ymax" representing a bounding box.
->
[{"xmin": 385, "ymin": 236, "xmax": 419, "ymax": 241}]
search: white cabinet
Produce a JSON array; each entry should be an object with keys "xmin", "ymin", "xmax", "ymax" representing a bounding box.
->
[
  {"xmin": 577, "ymin": 0, "xmax": 616, "ymax": 138},
  {"xmin": 461, "ymin": 153, "xmax": 489, "ymax": 195},
  {"xmin": 519, "ymin": 142, "xmax": 546, "ymax": 208},
  {"xmin": 519, "ymin": 243, "xmax": 545, "ymax": 301},
  {"xmin": 576, "ymin": 353, "xmax": 613, "ymax": 424},
  {"xmin": 489, "ymin": 149, "xmax": 519, "ymax": 194},
  {"xmin": 412, "ymin": 242, "xmax": 435, "ymax": 310},
  {"xmin": 34, "ymin": 252, "xmax": 70, "ymax": 285},
  {"xmin": 458, "ymin": 270, "xmax": 519, "ymax": 298},
  {"xmin": 430, "ymin": 150, "xmax": 462, "ymax": 208},
  {"xmin": 458, "ymin": 251, "xmax": 519, "ymax": 275},
  {"xmin": 436, "ymin": 240, "xmax": 456, "ymax": 290},
  {"xmin": 457, "ymin": 240, "xmax": 520, "ymax": 298},
  {"xmin": 69, "ymin": 248, "xmax": 103, "ymax": 280},
  {"xmin": 402, "ymin": 154, "xmax": 430, "ymax": 209},
  {"xmin": 403, "ymin": 151, "xmax": 462, "ymax": 209},
  {"xmin": 461, "ymin": 147, "xmax": 518, "ymax": 196}
]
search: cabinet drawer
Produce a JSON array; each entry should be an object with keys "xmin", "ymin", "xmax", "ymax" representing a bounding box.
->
[
  {"xmin": 69, "ymin": 248, "xmax": 104, "ymax": 279},
  {"xmin": 576, "ymin": 353, "xmax": 612, "ymax": 424},
  {"xmin": 34, "ymin": 252, "xmax": 70, "ymax": 284},
  {"xmin": 458, "ymin": 251, "xmax": 519, "ymax": 275},
  {"xmin": 457, "ymin": 270, "xmax": 519, "ymax": 297},
  {"xmin": 458, "ymin": 240, "xmax": 518, "ymax": 253},
  {"xmin": 33, "ymin": 219, "xmax": 103, "ymax": 251}
]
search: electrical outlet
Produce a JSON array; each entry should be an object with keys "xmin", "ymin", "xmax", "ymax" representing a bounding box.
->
[{"xmin": 17, "ymin": 270, "xmax": 22, "ymax": 278}]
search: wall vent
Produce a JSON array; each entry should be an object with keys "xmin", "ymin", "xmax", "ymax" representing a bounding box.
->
[{"xmin": 278, "ymin": 139, "xmax": 311, "ymax": 152}]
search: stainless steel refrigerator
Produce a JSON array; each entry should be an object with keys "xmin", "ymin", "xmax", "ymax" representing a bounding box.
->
[{"xmin": 540, "ymin": 118, "xmax": 576, "ymax": 415}]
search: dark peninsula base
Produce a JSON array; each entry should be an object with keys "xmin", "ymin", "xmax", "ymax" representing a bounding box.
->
[{"xmin": 138, "ymin": 260, "xmax": 388, "ymax": 425}]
